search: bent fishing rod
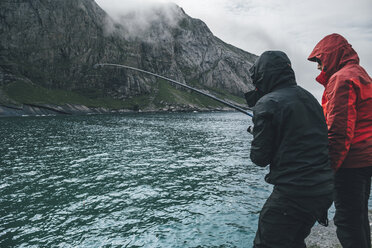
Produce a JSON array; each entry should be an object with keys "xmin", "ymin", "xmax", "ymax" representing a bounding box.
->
[{"xmin": 94, "ymin": 63, "xmax": 253, "ymax": 117}]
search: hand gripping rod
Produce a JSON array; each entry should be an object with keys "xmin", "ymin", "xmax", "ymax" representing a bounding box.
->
[{"xmin": 94, "ymin": 63, "xmax": 253, "ymax": 117}]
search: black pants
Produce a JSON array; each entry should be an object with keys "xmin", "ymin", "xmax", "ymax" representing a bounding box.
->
[
  {"xmin": 253, "ymin": 188, "xmax": 333, "ymax": 248},
  {"xmin": 334, "ymin": 167, "xmax": 372, "ymax": 248}
]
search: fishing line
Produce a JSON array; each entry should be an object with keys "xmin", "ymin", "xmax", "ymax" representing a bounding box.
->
[{"xmin": 94, "ymin": 63, "xmax": 253, "ymax": 117}]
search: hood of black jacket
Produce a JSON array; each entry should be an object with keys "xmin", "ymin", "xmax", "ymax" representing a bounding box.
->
[{"xmin": 249, "ymin": 51, "xmax": 297, "ymax": 94}]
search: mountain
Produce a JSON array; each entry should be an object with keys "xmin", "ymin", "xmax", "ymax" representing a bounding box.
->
[{"xmin": 0, "ymin": 0, "xmax": 257, "ymax": 116}]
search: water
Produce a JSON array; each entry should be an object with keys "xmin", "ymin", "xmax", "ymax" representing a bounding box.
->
[{"xmin": 0, "ymin": 112, "xmax": 272, "ymax": 247}]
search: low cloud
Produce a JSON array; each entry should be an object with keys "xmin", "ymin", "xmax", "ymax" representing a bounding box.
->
[{"xmin": 97, "ymin": 0, "xmax": 183, "ymax": 42}]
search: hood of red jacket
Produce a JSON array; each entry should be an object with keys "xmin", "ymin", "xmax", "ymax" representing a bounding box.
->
[{"xmin": 308, "ymin": 33, "xmax": 360, "ymax": 86}]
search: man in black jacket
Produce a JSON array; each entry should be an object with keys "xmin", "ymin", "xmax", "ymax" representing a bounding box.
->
[{"xmin": 245, "ymin": 51, "xmax": 334, "ymax": 248}]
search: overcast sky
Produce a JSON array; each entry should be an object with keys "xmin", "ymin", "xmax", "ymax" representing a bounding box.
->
[{"xmin": 95, "ymin": 0, "xmax": 372, "ymax": 100}]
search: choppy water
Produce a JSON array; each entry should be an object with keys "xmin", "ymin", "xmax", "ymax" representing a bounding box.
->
[{"xmin": 1, "ymin": 112, "xmax": 273, "ymax": 247}]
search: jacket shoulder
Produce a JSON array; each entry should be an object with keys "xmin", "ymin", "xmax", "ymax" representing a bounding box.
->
[
  {"xmin": 331, "ymin": 64, "xmax": 371, "ymax": 84},
  {"xmin": 328, "ymin": 68, "xmax": 355, "ymax": 91},
  {"xmin": 254, "ymin": 93, "xmax": 279, "ymax": 115}
]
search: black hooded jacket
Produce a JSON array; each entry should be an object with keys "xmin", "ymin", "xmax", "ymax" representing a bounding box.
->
[{"xmin": 249, "ymin": 51, "xmax": 333, "ymax": 196}]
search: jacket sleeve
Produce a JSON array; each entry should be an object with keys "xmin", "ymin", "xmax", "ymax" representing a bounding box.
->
[
  {"xmin": 326, "ymin": 76, "xmax": 357, "ymax": 170},
  {"xmin": 250, "ymin": 100, "xmax": 275, "ymax": 167}
]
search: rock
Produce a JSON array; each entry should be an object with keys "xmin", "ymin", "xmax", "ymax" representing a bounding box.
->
[
  {"xmin": 0, "ymin": 0, "xmax": 257, "ymax": 115},
  {"xmin": 306, "ymin": 210, "xmax": 372, "ymax": 248},
  {"xmin": 306, "ymin": 221, "xmax": 342, "ymax": 248}
]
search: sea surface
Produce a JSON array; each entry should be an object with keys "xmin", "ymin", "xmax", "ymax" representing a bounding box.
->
[{"xmin": 1, "ymin": 112, "xmax": 273, "ymax": 247}]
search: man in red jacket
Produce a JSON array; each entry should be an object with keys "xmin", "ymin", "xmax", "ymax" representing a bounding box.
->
[{"xmin": 308, "ymin": 33, "xmax": 372, "ymax": 248}]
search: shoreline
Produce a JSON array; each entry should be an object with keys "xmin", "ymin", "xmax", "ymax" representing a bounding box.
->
[{"xmin": 0, "ymin": 103, "xmax": 244, "ymax": 118}]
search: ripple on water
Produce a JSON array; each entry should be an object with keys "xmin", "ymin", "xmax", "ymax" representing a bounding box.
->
[{"xmin": 0, "ymin": 112, "xmax": 273, "ymax": 247}]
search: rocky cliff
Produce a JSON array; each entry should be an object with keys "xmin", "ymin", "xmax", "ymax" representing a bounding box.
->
[{"xmin": 0, "ymin": 0, "xmax": 257, "ymax": 116}]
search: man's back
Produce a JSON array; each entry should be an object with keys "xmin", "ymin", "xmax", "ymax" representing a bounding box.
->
[{"xmin": 251, "ymin": 84, "xmax": 333, "ymax": 196}]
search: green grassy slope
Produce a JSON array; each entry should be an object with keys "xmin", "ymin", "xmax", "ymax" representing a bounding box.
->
[{"xmin": 1, "ymin": 79, "xmax": 246, "ymax": 111}]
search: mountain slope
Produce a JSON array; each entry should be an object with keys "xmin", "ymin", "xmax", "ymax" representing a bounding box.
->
[{"xmin": 0, "ymin": 0, "xmax": 257, "ymax": 115}]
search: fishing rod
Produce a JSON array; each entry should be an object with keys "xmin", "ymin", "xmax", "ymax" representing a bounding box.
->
[{"xmin": 94, "ymin": 63, "xmax": 253, "ymax": 117}]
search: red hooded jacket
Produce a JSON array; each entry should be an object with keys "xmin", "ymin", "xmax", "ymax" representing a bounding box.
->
[{"xmin": 308, "ymin": 33, "xmax": 372, "ymax": 170}]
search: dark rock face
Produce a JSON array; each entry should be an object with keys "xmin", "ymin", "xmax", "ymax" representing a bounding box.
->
[{"xmin": 0, "ymin": 0, "xmax": 257, "ymax": 114}]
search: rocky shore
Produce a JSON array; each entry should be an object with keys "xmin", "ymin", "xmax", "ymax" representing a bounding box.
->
[
  {"xmin": 0, "ymin": 103, "xmax": 236, "ymax": 117},
  {"xmin": 306, "ymin": 210, "xmax": 372, "ymax": 247},
  {"xmin": 0, "ymin": 103, "xmax": 111, "ymax": 117},
  {"xmin": 306, "ymin": 220, "xmax": 342, "ymax": 248}
]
